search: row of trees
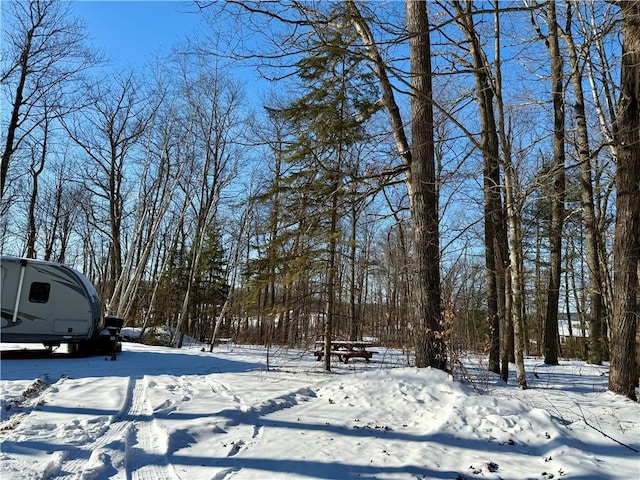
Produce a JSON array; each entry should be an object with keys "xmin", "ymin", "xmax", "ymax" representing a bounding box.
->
[{"xmin": 1, "ymin": 1, "xmax": 638, "ymax": 398}]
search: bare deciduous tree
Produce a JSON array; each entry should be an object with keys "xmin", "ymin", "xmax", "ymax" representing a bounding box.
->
[
  {"xmin": 541, "ymin": 0, "xmax": 565, "ymax": 366},
  {"xmin": 172, "ymin": 58, "xmax": 243, "ymax": 348},
  {"xmin": 63, "ymin": 73, "xmax": 153, "ymax": 304},
  {"xmin": 1, "ymin": 0, "xmax": 95, "ymax": 202},
  {"xmin": 561, "ymin": 0, "xmax": 607, "ymax": 365}
]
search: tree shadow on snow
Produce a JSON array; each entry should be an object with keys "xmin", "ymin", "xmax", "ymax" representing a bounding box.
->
[{"xmin": 0, "ymin": 345, "xmax": 263, "ymax": 381}]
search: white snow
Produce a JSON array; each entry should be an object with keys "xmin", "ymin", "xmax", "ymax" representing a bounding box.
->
[{"xmin": 1, "ymin": 340, "xmax": 638, "ymax": 480}]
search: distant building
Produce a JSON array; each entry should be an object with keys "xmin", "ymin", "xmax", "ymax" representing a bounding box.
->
[{"xmin": 557, "ymin": 313, "xmax": 588, "ymax": 342}]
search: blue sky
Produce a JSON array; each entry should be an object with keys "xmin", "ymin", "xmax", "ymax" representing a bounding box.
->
[{"xmin": 72, "ymin": 1, "xmax": 206, "ymax": 68}]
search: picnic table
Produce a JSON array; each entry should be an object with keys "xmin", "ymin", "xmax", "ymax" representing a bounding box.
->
[{"xmin": 313, "ymin": 340, "xmax": 377, "ymax": 363}]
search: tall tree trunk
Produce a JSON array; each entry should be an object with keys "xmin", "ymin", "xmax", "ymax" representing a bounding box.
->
[
  {"xmin": 492, "ymin": 1, "xmax": 526, "ymax": 387},
  {"xmin": 562, "ymin": 0, "xmax": 606, "ymax": 365},
  {"xmin": 406, "ymin": 0, "xmax": 446, "ymax": 370},
  {"xmin": 578, "ymin": 4, "xmax": 618, "ymax": 331},
  {"xmin": 609, "ymin": 1, "xmax": 640, "ymax": 400},
  {"xmin": 544, "ymin": 0, "xmax": 565, "ymax": 366},
  {"xmin": 118, "ymin": 145, "xmax": 187, "ymax": 321},
  {"xmin": 453, "ymin": 0, "xmax": 509, "ymax": 378},
  {"xmin": 349, "ymin": 0, "xmax": 445, "ymax": 369}
]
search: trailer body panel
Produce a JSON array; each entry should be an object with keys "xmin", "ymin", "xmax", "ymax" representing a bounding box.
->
[{"xmin": 1, "ymin": 257, "xmax": 102, "ymax": 345}]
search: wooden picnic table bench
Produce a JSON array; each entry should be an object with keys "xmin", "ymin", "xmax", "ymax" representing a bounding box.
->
[{"xmin": 313, "ymin": 340, "xmax": 378, "ymax": 363}]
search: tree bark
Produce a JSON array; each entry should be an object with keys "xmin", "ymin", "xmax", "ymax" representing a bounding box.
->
[
  {"xmin": 561, "ymin": 0, "xmax": 606, "ymax": 365},
  {"xmin": 491, "ymin": 1, "xmax": 526, "ymax": 387},
  {"xmin": 452, "ymin": 0, "xmax": 509, "ymax": 378},
  {"xmin": 348, "ymin": 0, "xmax": 445, "ymax": 369},
  {"xmin": 544, "ymin": 0, "xmax": 565, "ymax": 366},
  {"xmin": 406, "ymin": 0, "xmax": 446, "ymax": 369},
  {"xmin": 609, "ymin": 0, "xmax": 640, "ymax": 400},
  {"xmin": 503, "ymin": 168, "xmax": 528, "ymax": 389}
]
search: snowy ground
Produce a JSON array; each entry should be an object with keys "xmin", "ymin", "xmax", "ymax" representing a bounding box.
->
[{"xmin": 0, "ymin": 339, "xmax": 638, "ymax": 480}]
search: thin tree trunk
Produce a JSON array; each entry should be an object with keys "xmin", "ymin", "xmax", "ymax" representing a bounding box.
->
[
  {"xmin": 210, "ymin": 204, "xmax": 250, "ymax": 350},
  {"xmin": 492, "ymin": 2, "xmax": 526, "ymax": 387},
  {"xmin": 108, "ymin": 151, "xmax": 124, "ymax": 303},
  {"xmin": 503, "ymin": 167, "xmax": 528, "ymax": 389},
  {"xmin": 1, "ymin": 16, "xmax": 33, "ymax": 201},
  {"xmin": 323, "ymin": 180, "xmax": 340, "ymax": 372},
  {"xmin": 349, "ymin": 202, "xmax": 358, "ymax": 341},
  {"xmin": 26, "ymin": 116, "xmax": 48, "ymax": 258},
  {"xmin": 562, "ymin": 0, "xmax": 606, "ymax": 365},
  {"xmin": 453, "ymin": 0, "xmax": 509, "ymax": 378},
  {"xmin": 44, "ymin": 178, "xmax": 62, "ymax": 261}
]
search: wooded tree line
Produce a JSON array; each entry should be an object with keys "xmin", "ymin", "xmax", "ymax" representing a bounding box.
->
[{"xmin": 1, "ymin": 0, "xmax": 638, "ymax": 398}]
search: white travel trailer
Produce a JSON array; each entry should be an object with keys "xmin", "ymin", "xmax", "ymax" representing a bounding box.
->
[{"xmin": 0, "ymin": 256, "xmax": 122, "ymax": 356}]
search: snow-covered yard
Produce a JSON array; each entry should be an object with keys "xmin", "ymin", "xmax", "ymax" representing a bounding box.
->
[{"xmin": 1, "ymin": 340, "xmax": 638, "ymax": 479}]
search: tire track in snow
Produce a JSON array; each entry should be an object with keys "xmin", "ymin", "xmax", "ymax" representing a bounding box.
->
[
  {"xmin": 37, "ymin": 376, "xmax": 180, "ymax": 480},
  {"xmin": 49, "ymin": 377, "xmax": 135, "ymax": 478},
  {"xmin": 124, "ymin": 376, "xmax": 180, "ymax": 480},
  {"xmin": 1, "ymin": 378, "xmax": 130, "ymax": 479},
  {"xmin": 0, "ymin": 376, "xmax": 69, "ymax": 479},
  {"xmin": 0, "ymin": 375, "xmax": 59, "ymax": 432}
]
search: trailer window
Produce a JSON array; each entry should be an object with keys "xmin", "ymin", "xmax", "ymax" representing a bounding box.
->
[{"xmin": 29, "ymin": 282, "xmax": 50, "ymax": 303}]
